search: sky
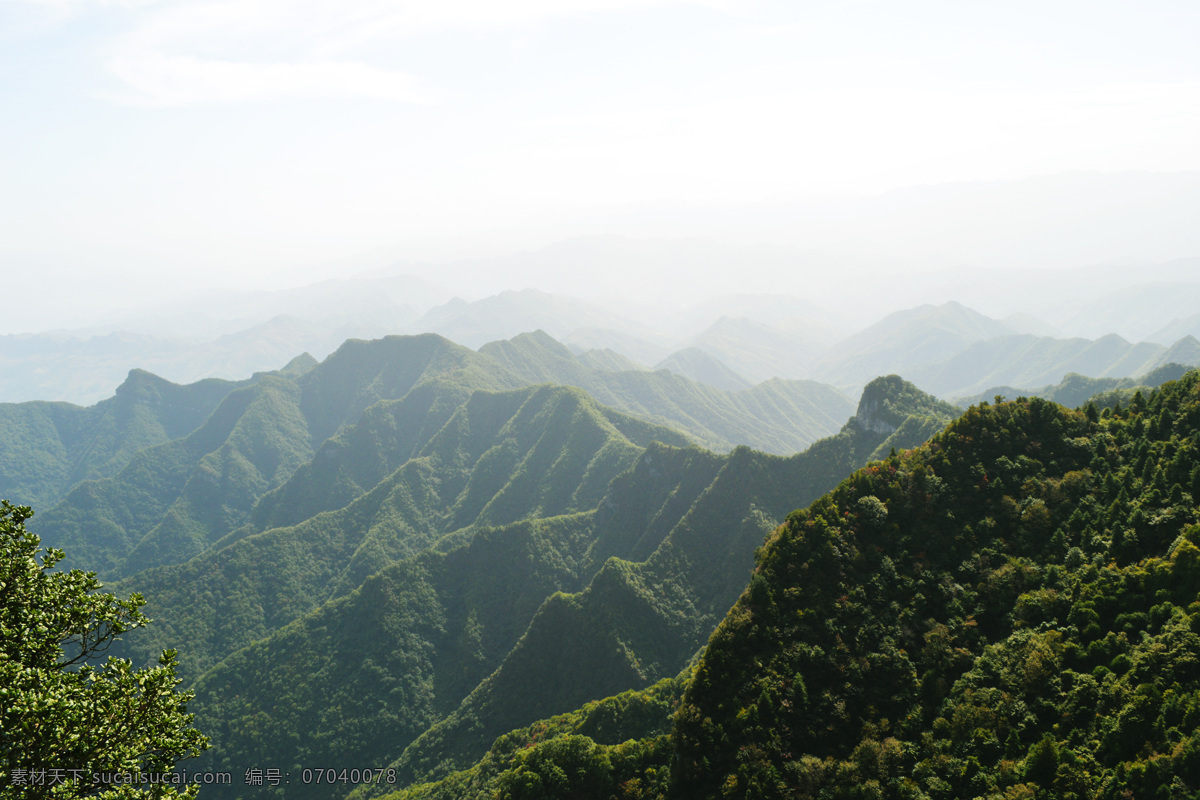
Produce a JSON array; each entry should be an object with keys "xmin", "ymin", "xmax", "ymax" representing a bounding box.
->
[{"xmin": 3, "ymin": 0, "xmax": 1200, "ymax": 331}]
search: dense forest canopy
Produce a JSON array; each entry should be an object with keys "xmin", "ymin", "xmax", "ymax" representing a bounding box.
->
[
  {"xmin": 392, "ymin": 371, "xmax": 1200, "ymax": 800},
  {"xmin": 4, "ymin": 324, "xmax": 1199, "ymax": 800}
]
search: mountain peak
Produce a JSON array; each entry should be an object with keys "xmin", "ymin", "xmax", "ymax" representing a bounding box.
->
[
  {"xmin": 114, "ymin": 368, "xmax": 174, "ymax": 400},
  {"xmin": 854, "ymin": 374, "xmax": 957, "ymax": 434},
  {"xmin": 854, "ymin": 375, "xmax": 907, "ymax": 434}
]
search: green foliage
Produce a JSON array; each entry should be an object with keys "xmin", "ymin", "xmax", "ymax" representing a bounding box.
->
[
  {"xmin": 115, "ymin": 383, "xmax": 679, "ymax": 682},
  {"xmin": 369, "ymin": 676, "xmax": 685, "ymax": 800},
  {"xmin": 0, "ymin": 370, "xmax": 245, "ymax": 513},
  {"xmin": 1, "ymin": 332, "xmax": 966, "ymax": 800},
  {"xmin": 360, "ymin": 377, "xmax": 957, "ymax": 793},
  {"xmin": 669, "ymin": 369, "xmax": 1200, "ymax": 799},
  {"xmin": 0, "ymin": 502, "xmax": 206, "ymax": 799}
]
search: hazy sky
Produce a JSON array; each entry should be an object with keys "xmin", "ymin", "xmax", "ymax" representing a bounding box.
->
[{"xmin": 3, "ymin": 0, "xmax": 1200, "ymax": 327}]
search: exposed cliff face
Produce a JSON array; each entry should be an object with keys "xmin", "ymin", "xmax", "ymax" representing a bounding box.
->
[
  {"xmin": 851, "ymin": 374, "xmax": 961, "ymax": 440},
  {"xmin": 853, "ymin": 375, "xmax": 905, "ymax": 433},
  {"xmin": 854, "ymin": 393, "xmax": 897, "ymax": 434}
]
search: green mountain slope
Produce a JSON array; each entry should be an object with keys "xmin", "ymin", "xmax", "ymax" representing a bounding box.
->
[
  {"xmin": 0, "ymin": 368, "xmax": 248, "ymax": 511},
  {"xmin": 381, "ymin": 675, "xmax": 688, "ymax": 800},
  {"xmin": 241, "ymin": 374, "xmax": 526, "ymax": 539},
  {"xmin": 405, "ymin": 369, "xmax": 1200, "ymax": 800},
  {"xmin": 295, "ymin": 334, "xmax": 517, "ymax": 446},
  {"xmin": 480, "ymin": 330, "xmax": 853, "ymax": 454},
  {"xmin": 33, "ymin": 335, "xmax": 518, "ymax": 576},
  {"xmin": 673, "ymin": 371, "xmax": 1200, "ymax": 798},
  {"xmin": 178, "ymin": 441, "xmax": 714, "ymax": 799},
  {"xmin": 376, "ymin": 377, "xmax": 958, "ymax": 790},
  {"xmin": 189, "ymin": 514, "xmax": 601, "ymax": 795},
  {"xmin": 114, "ymin": 384, "xmax": 690, "ymax": 679}
]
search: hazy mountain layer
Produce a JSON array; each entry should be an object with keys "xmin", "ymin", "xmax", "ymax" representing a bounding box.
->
[
  {"xmin": 911, "ymin": 333, "xmax": 1200, "ymax": 399},
  {"xmin": 1062, "ymin": 281, "xmax": 1200, "ymax": 343},
  {"xmin": 404, "ymin": 289, "xmax": 657, "ymax": 351},
  {"xmin": 479, "ymin": 330, "xmax": 853, "ymax": 454},
  {"xmin": 573, "ymin": 347, "xmax": 646, "ymax": 374},
  {"xmin": 811, "ymin": 301, "xmax": 1019, "ymax": 390},
  {"xmin": 562, "ymin": 327, "xmax": 673, "ymax": 367},
  {"xmin": 0, "ymin": 314, "xmax": 410, "ymax": 405},
  {"xmin": 683, "ymin": 316, "xmax": 824, "ymax": 383},
  {"xmin": 652, "ymin": 347, "xmax": 752, "ymax": 391},
  {"xmin": 1149, "ymin": 310, "xmax": 1200, "ymax": 347},
  {"xmin": 956, "ymin": 362, "xmax": 1193, "ymax": 409}
]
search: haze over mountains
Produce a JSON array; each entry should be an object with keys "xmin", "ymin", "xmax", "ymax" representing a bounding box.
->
[
  {"xmin": 5, "ymin": 236, "xmax": 1199, "ymax": 409},
  {"xmin": 4, "ymin": 312, "xmax": 1196, "ymax": 799},
  {"xmin": 3, "ymin": 266, "xmax": 1199, "ymax": 798},
  {"xmin": 10, "ymin": 0, "xmax": 1200, "ymax": 792},
  {"xmin": 3, "ymin": 176, "xmax": 1200, "ymax": 800},
  {"xmin": 12, "ymin": 177, "xmax": 1200, "ymax": 403},
  {"xmin": 0, "ymin": 326, "xmax": 962, "ymax": 799}
]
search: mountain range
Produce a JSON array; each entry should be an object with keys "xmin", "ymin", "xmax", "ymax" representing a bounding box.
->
[
  {"xmin": 372, "ymin": 367, "xmax": 1200, "ymax": 800},
  {"xmin": 8, "ymin": 236, "xmax": 1200, "ymax": 408},
  {"xmin": 102, "ymin": 368, "xmax": 954, "ymax": 799},
  {"xmin": 5, "ymin": 298, "xmax": 1200, "ymax": 800},
  {"xmin": 12, "ymin": 332, "xmax": 865, "ymax": 584},
  {"xmin": 0, "ymin": 323, "xmax": 963, "ymax": 799}
]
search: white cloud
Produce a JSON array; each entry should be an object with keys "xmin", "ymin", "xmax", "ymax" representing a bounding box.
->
[
  {"xmin": 77, "ymin": 0, "xmax": 725, "ymax": 105},
  {"xmin": 102, "ymin": 52, "xmax": 431, "ymax": 105}
]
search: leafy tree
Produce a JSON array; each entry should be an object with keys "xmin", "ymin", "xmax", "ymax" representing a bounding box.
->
[{"xmin": 0, "ymin": 502, "xmax": 207, "ymax": 799}]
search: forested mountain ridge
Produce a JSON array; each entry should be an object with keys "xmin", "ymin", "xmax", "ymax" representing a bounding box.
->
[
  {"xmin": 0, "ymin": 366, "xmax": 253, "ymax": 511},
  {"xmin": 30, "ymin": 335, "xmax": 513, "ymax": 576},
  {"xmin": 18, "ymin": 331, "xmax": 853, "ymax": 579},
  {"xmin": 672, "ymin": 371, "xmax": 1200, "ymax": 799},
  {"xmin": 477, "ymin": 330, "xmax": 854, "ymax": 454},
  {"xmin": 114, "ymin": 382, "xmax": 691, "ymax": 680},
  {"xmin": 411, "ymin": 369, "xmax": 1200, "ymax": 800},
  {"xmin": 368, "ymin": 376, "xmax": 957, "ymax": 793},
  {"xmin": 149, "ymin": 375, "xmax": 955, "ymax": 800}
]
